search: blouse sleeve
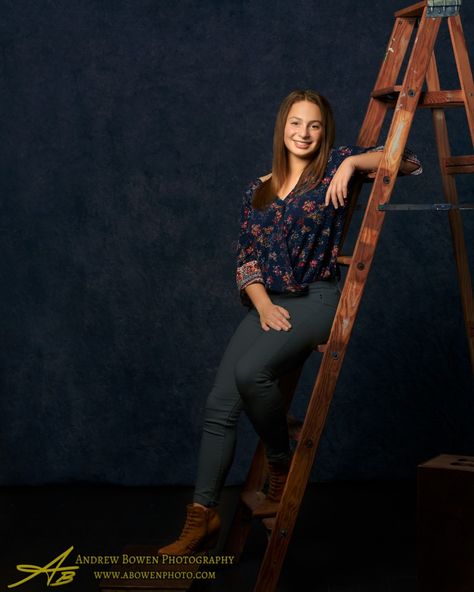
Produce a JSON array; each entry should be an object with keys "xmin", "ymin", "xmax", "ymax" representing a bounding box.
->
[
  {"xmin": 235, "ymin": 181, "xmax": 265, "ymax": 299},
  {"xmin": 336, "ymin": 144, "xmax": 423, "ymax": 175}
]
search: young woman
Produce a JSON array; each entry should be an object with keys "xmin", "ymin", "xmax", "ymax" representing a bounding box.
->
[{"xmin": 158, "ymin": 89, "xmax": 422, "ymax": 555}]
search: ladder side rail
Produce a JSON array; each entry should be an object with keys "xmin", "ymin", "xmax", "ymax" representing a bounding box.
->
[
  {"xmin": 340, "ymin": 17, "xmax": 416, "ymax": 251},
  {"xmin": 358, "ymin": 17, "xmax": 416, "ymax": 145},
  {"xmin": 448, "ymin": 14, "xmax": 474, "ymax": 146},
  {"xmin": 426, "ymin": 50, "xmax": 474, "ymax": 369},
  {"xmin": 252, "ymin": 9, "xmax": 441, "ymax": 592}
]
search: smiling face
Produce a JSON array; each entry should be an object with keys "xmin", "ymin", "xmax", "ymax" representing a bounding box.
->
[{"xmin": 283, "ymin": 100, "xmax": 324, "ymax": 164}]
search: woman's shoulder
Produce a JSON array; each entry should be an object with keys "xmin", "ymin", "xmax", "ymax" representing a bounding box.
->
[{"xmin": 244, "ymin": 173, "xmax": 270, "ymax": 194}]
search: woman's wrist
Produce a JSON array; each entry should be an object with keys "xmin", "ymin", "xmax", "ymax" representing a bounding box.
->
[{"xmin": 244, "ymin": 282, "xmax": 272, "ymax": 313}]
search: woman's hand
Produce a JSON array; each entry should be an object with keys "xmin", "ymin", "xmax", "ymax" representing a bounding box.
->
[
  {"xmin": 325, "ymin": 157, "xmax": 356, "ymax": 209},
  {"xmin": 258, "ymin": 301, "xmax": 292, "ymax": 332},
  {"xmin": 244, "ymin": 284, "xmax": 291, "ymax": 332}
]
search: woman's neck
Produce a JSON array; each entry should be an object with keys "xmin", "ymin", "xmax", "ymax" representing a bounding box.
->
[{"xmin": 287, "ymin": 154, "xmax": 309, "ymax": 178}]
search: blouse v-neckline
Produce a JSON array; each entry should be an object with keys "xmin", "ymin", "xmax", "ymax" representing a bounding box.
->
[
  {"xmin": 256, "ymin": 178, "xmax": 297, "ymax": 204},
  {"xmin": 276, "ymin": 185, "xmax": 298, "ymax": 204},
  {"xmin": 277, "ymin": 174, "xmax": 304, "ymax": 203}
]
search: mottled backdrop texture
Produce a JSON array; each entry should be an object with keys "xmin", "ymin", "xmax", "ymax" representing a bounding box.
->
[{"xmin": 0, "ymin": 0, "xmax": 473, "ymax": 486}]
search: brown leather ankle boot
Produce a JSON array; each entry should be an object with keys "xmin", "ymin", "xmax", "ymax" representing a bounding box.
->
[
  {"xmin": 251, "ymin": 459, "xmax": 291, "ymax": 517},
  {"xmin": 158, "ymin": 504, "xmax": 221, "ymax": 555},
  {"xmin": 266, "ymin": 460, "xmax": 290, "ymax": 503}
]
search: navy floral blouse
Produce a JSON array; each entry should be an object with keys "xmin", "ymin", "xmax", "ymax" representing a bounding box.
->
[{"xmin": 235, "ymin": 144, "xmax": 422, "ymax": 308}]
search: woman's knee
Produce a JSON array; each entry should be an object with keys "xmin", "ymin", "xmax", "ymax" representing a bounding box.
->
[{"xmin": 202, "ymin": 386, "xmax": 241, "ymax": 430}]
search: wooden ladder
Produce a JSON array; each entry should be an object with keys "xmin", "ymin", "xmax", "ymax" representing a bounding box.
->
[{"xmin": 223, "ymin": 1, "xmax": 474, "ymax": 591}]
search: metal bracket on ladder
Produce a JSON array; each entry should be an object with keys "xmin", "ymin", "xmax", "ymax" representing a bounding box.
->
[{"xmin": 427, "ymin": 0, "xmax": 462, "ymax": 18}]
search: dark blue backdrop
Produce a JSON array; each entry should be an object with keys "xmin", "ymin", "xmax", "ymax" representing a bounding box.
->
[{"xmin": 1, "ymin": 0, "xmax": 473, "ymax": 486}]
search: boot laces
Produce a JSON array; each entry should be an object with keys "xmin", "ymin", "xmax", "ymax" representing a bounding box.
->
[
  {"xmin": 267, "ymin": 466, "xmax": 288, "ymax": 501},
  {"xmin": 177, "ymin": 508, "xmax": 202, "ymax": 541}
]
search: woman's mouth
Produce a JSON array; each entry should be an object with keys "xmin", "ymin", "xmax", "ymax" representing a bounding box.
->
[{"xmin": 294, "ymin": 140, "xmax": 311, "ymax": 149}]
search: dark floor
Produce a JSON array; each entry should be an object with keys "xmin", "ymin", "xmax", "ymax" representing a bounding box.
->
[{"xmin": 0, "ymin": 480, "xmax": 418, "ymax": 592}]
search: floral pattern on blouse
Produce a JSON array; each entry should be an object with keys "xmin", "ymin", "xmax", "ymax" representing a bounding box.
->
[{"xmin": 235, "ymin": 144, "xmax": 422, "ymax": 308}]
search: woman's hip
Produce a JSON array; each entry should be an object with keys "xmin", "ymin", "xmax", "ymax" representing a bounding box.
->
[{"xmin": 268, "ymin": 278, "xmax": 341, "ymax": 310}]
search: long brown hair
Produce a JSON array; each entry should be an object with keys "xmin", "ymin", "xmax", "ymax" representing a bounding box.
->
[{"xmin": 252, "ymin": 90, "xmax": 335, "ymax": 210}]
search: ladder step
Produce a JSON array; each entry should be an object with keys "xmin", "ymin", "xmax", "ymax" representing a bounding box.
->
[
  {"xmin": 372, "ymin": 86, "xmax": 464, "ymax": 108},
  {"xmin": 394, "ymin": 1, "xmax": 424, "ymax": 18},
  {"xmin": 336, "ymin": 255, "xmax": 352, "ymax": 266},
  {"xmin": 240, "ymin": 490, "xmax": 279, "ymax": 518},
  {"xmin": 372, "ymin": 85, "xmax": 402, "ymax": 101},
  {"xmin": 418, "ymin": 90, "xmax": 464, "ymax": 108},
  {"xmin": 444, "ymin": 155, "xmax": 474, "ymax": 174}
]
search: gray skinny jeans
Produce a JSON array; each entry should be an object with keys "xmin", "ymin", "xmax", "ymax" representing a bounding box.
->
[{"xmin": 193, "ymin": 278, "xmax": 341, "ymax": 507}]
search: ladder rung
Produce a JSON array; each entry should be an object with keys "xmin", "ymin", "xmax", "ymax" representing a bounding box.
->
[
  {"xmin": 394, "ymin": 1, "xmax": 425, "ymax": 18},
  {"xmin": 379, "ymin": 202, "xmax": 474, "ymax": 211},
  {"xmin": 372, "ymin": 85, "xmax": 403, "ymax": 101},
  {"xmin": 419, "ymin": 90, "xmax": 464, "ymax": 108},
  {"xmin": 444, "ymin": 155, "xmax": 474, "ymax": 174},
  {"xmin": 372, "ymin": 87, "xmax": 465, "ymax": 108},
  {"xmin": 336, "ymin": 255, "xmax": 353, "ymax": 266},
  {"xmin": 240, "ymin": 490, "xmax": 278, "ymax": 518}
]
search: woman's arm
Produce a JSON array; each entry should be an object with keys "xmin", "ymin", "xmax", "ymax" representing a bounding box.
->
[
  {"xmin": 325, "ymin": 147, "xmax": 422, "ymax": 209},
  {"xmin": 349, "ymin": 150, "xmax": 420, "ymax": 175},
  {"xmin": 236, "ymin": 185, "xmax": 265, "ymax": 292},
  {"xmin": 235, "ymin": 183, "xmax": 290, "ymax": 330}
]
